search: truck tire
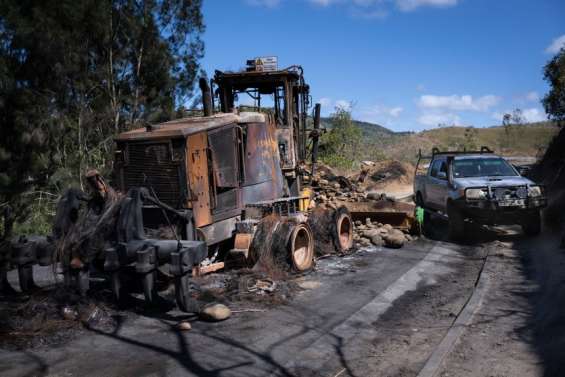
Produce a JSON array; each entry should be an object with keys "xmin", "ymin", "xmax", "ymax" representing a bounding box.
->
[
  {"xmin": 522, "ymin": 210, "xmax": 541, "ymax": 236},
  {"xmin": 447, "ymin": 203, "xmax": 465, "ymax": 241}
]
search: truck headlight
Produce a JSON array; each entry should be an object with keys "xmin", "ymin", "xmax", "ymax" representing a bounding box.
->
[
  {"xmin": 528, "ymin": 186, "xmax": 542, "ymax": 198},
  {"xmin": 465, "ymin": 188, "xmax": 487, "ymax": 200}
]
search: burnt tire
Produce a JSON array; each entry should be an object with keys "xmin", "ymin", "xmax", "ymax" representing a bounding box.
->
[
  {"xmin": 289, "ymin": 223, "xmax": 314, "ymax": 272},
  {"xmin": 447, "ymin": 203, "xmax": 465, "ymax": 241},
  {"xmin": 522, "ymin": 210, "xmax": 541, "ymax": 236},
  {"xmin": 333, "ymin": 206, "xmax": 353, "ymax": 253}
]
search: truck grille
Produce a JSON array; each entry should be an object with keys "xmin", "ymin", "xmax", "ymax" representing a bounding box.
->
[
  {"xmin": 123, "ymin": 142, "xmax": 183, "ymax": 207},
  {"xmin": 492, "ymin": 186, "xmax": 527, "ymax": 200}
]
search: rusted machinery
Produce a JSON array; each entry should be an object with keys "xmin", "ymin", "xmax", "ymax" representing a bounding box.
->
[{"xmin": 2, "ymin": 58, "xmax": 354, "ymax": 311}]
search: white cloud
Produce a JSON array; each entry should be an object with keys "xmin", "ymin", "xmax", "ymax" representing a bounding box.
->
[
  {"xmin": 389, "ymin": 107, "xmax": 403, "ymax": 117},
  {"xmin": 525, "ymin": 91, "xmax": 539, "ymax": 102},
  {"xmin": 545, "ymin": 35, "xmax": 565, "ymax": 54},
  {"xmin": 418, "ymin": 94, "xmax": 500, "ymax": 112},
  {"xmin": 309, "ymin": 0, "xmax": 381, "ymax": 6},
  {"xmin": 318, "ymin": 97, "xmax": 333, "ymax": 108},
  {"xmin": 396, "ymin": 0, "xmax": 458, "ymax": 11},
  {"xmin": 335, "ymin": 99, "xmax": 352, "ymax": 110},
  {"xmin": 317, "ymin": 97, "xmax": 352, "ymax": 112},
  {"xmin": 522, "ymin": 108, "xmax": 546, "ymax": 123},
  {"xmin": 492, "ymin": 108, "xmax": 547, "ymax": 124},
  {"xmin": 418, "ymin": 112, "xmax": 461, "ymax": 126},
  {"xmin": 357, "ymin": 104, "xmax": 404, "ymax": 124},
  {"xmin": 245, "ymin": 0, "xmax": 281, "ymax": 8}
]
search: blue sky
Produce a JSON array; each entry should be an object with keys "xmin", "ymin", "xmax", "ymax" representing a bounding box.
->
[{"xmin": 201, "ymin": 0, "xmax": 565, "ymax": 131}]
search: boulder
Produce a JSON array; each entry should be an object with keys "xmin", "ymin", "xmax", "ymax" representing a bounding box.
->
[
  {"xmin": 200, "ymin": 303, "xmax": 231, "ymax": 322},
  {"xmin": 370, "ymin": 234, "xmax": 384, "ymax": 246},
  {"xmin": 383, "ymin": 229, "xmax": 406, "ymax": 249},
  {"xmin": 362, "ymin": 229, "xmax": 380, "ymax": 239}
]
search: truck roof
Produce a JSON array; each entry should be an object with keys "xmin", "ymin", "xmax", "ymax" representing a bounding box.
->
[
  {"xmin": 115, "ymin": 112, "xmax": 266, "ymax": 141},
  {"xmin": 452, "ymin": 154, "xmax": 503, "ymax": 160}
]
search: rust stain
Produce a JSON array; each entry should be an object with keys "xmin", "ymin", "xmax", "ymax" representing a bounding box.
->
[{"xmin": 186, "ymin": 132, "xmax": 212, "ymax": 227}]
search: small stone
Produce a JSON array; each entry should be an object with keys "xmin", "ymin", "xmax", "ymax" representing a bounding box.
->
[
  {"xmin": 333, "ymin": 183, "xmax": 341, "ymax": 189},
  {"xmin": 177, "ymin": 321, "xmax": 192, "ymax": 331},
  {"xmin": 61, "ymin": 306, "xmax": 78, "ymax": 321},
  {"xmin": 200, "ymin": 303, "xmax": 231, "ymax": 322},
  {"xmin": 354, "ymin": 220, "xmax": 362, "ymax": 226},
  {"xmin": 319, "ymin": 179, "xmax": 329, "ymax": 186},
  {"xmin": 365, "ymin": 218, "xmax": 372, "ymax": 226},
  {"xmin": 318, "ymin": 194, "xmax": 327, "ymax": 202},
  {"xmin": 297, "ymin": 281, "xmax": 321, "ymax": 290},
  {"xmin": 383, "ymin": 224, "xmax": 393, "ymax": 231}
]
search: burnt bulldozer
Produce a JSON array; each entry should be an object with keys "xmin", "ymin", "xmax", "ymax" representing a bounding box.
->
[{"xmin": 1, "ymin": 59, "xmax": 354, "ymax": 312}]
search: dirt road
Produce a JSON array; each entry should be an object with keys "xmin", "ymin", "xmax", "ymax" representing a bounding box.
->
[{"xmin": 2, "ymin": 225, "xmax": 564, "ymax": 377}]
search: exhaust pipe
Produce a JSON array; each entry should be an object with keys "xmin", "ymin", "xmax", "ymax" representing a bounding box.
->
[
  {"xmin": 311, "ymin": 103, "xmax": 321, "ymax": 176},
  {"xmin": 199, "ymin": 77, "xmax": 213, "ymax": 116}
]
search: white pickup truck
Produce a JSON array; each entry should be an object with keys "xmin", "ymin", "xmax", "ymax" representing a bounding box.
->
[{"xmin": 413, "ymin": 147, "xmax": 547, "ymax": 239}]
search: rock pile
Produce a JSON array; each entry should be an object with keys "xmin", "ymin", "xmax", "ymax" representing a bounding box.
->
[
  {"xmin": 352, "ymin": 218, "xmax": 414, "ymax": 249},
  {"xmin": 310, "ymin": 163, "xmax": 416, "ymax": 249}
]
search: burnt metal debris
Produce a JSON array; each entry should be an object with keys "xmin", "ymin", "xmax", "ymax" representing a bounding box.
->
[{"xmin": 1, "ymin": 60, "xmax": 413, "ymax": 312}]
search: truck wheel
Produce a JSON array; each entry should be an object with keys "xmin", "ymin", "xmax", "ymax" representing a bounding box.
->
[
  {"xmin": 289, "ymin": 223, "xmax": 314, "ymax": 272},
  {"xmin": 522, "ymin": 211, "xmax": 541, "ymax": 236},
  {"xmin": 333, "ymin": 206, "xmax": 353, "ymax": 252},
  {"xmin": 447, "ymin": 203, "xmax": 465, "ymax": 241}
]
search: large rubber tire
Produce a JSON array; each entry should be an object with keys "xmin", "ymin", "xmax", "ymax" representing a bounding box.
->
[
  {"xmin": 522, "ymin": 210, "xmax": 541, "ymax": 236},
  {"xmin": 447, "ymin": 202, "xmax": 465, "ymax": 241}
]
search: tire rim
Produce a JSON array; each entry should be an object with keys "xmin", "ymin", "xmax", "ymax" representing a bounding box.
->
[
  {"xmin": 336, "ymin": 214, "xmax": 353, "ymax": 250},
  {"xmin": 290, "ymin": 224, "xmax": 313, "ymax": 271}
]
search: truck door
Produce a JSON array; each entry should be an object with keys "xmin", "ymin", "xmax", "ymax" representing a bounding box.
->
[
  {"xmin": 208, "ymin": 126, "xmax": 239, "ymax": 214},
  {"xmin": 428, "ymin": 158, "xmax": 449, "ymax": 210}
]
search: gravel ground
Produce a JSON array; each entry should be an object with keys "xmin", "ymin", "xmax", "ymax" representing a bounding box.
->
[{"xmin": 438, "ymin": 229, "xmax": 565, "ymax": 377}]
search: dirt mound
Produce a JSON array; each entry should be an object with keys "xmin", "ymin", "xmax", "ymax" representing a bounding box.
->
[{"xmin": 350, "ymin": 160, "xmax": 415, "ymax": 193}]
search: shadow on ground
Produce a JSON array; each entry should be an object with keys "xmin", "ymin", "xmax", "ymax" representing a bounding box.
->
[{"xmin": 512, "ymin": 233, "xmax": 565, "ymax": 377}]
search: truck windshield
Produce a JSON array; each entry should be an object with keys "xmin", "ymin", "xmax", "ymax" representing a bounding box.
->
[{"xmin": 453, "ymin": 158, "xmax": 518, "ymax": 178}]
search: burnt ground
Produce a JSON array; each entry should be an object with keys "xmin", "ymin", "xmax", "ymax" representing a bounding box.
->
[
  {"xmin": 4, "ymin": 216, "xmax": 564, "ymax": 376},
  {"xmin": 0, "ymin": 227, "xmax": 491, "ymax": 377}
]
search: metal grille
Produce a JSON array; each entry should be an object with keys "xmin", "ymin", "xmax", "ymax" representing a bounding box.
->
[
  {"xmin": 492, "ymin": 186, "xmax": 527, "ymax": 200},
  {"xmin": 123, "ymin": 142, "xmax": 182, "ymax": 207}
]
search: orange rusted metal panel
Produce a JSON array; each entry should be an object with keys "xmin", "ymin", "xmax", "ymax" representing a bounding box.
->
[{"xmin": 186, "ymin": 132, "xmax": 212, "ymax": 227}]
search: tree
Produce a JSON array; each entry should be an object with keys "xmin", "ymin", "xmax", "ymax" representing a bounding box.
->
[
  {"xmin": 542, "ymin": 48, "xmax": 565, "ymax": 121},
  {"xmin": 0, "ymin": 0, "xmax": 205, "ymax": 230},
  {"xmin": 319, "ymin": 107, "xmax": 362, "ymax": 169}
]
